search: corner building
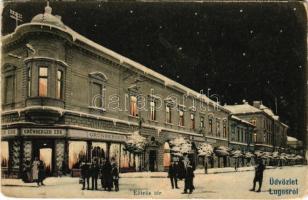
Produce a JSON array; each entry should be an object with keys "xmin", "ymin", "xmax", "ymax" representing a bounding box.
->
[{"xmin": 1, "ymin": 5, "xmax": 230, "ymax": 177}]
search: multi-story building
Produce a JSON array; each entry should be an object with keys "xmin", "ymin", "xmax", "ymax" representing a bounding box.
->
[
  {"xmin": 1, "ymin": 4, "xmax": 231, "ymax": 177},
  {"xmin": 224, "ymin": 101, "xmax": 288, "ymax": 152}
]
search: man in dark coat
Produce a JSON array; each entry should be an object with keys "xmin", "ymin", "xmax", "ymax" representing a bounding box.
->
[
  {"xmin": 38, "ymin": 160, "xmax": 46, "ymax": 186},
  {"xmin": 91, "ymin": 159, "xmax": 100, "ymax": 190},
  {"xmin": 80, "ymin": 162, "xmax": 90, "ymax": 190},
  {"xmin": 102, "ymin": 159, "xmax": 112, "ymax": 191},
  {"xmin": 168, "ymin": 162, "xmax": 179, "ymax": 189},
  {"xmin": 250, "ymin": 158, "xmax": 265, "ymax": 192},
  {"xmin": 182, "ymin": 160, "xmax": 194, "ymax": 194},
  {"xmin": 111, "ymin": 158, "xmax": 119, "ymax": 192}
]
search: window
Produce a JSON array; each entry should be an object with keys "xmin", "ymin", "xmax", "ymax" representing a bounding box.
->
[
  {"xmin": 253, "ymin": 133, "xmax": 257, "ymax": 142},
  {"xmin": 179, "ymin": 110, "xmax": 184, "ymax": 126},
  {"xmin": 223, "ymin": 121, "xmax": 227, "ymax": 138},
  {"xmin": 150, "ymin": 101, "xmax": 156, "ymax": 121},
  {"xmin": 27, "ymin": 67, "xmax": 31, "ymax": 97},
  {"xmin": 216, "ymin": 119, "xmax": 220, "ymax": 137},
  {"xmin": 237, "ymin": 128, "xmax": 240, "ymax": 141},
  {"xmin": 39, "ymin": 67, "xmax": 48, "ymax": 96},
  {"xmin": 1, "ymin": 141, "xmax": 9, "ymax": 167},
  {"xmin": 200, "ymin": 116, "xmax": 204, "ymax": 128},
  {"xmin": 92, "ymin": 82, "xmax": 105, "ymax": 108},
  {"xmin": 190, "ymin": 113, "xmax": 195, "ymax": 130},
  {"xmin": 166, "ymin": 105, "xmax": 172, "ymax": 123},
  {"xmin": 209, "ymin": 118, "xmax": 213, "ymax": 134},
  {"xmin": 68, "ymin": 141, "xmax": 87, "ymax": 169},
  {"xmin": 56, "ymin": 70, "xmax": 63, "ymax": 99},
  {"xmin": 4, "ymin": 76, "xmax": 14, "ymax": 104},
  {"xmin": 130, "ymin": 95, "xmax": 138, "ymax": 117}
]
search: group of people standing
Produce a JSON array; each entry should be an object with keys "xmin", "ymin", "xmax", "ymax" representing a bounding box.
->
[
  {"xmin": 80, "ymin": 157, "xmax": 119, "ymax": 192},
  {"xmin": 168, "ymin": 158, "xmax": 195, "ymax": 194},
  {"xmin": 22, "ymin": 157, "xmax": 46, "ymax": 186}
]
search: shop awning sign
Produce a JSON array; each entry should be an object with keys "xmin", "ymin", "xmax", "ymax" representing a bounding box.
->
[
  {"xmin": 22, "ymin": 128, "xmax": 66, "ymax": 137},
  {"xmin": 1, "ymin": 129, "xmax": 18, "ymax": 138}
]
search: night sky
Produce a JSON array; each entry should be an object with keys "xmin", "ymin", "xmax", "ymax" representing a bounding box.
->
[{"xmin": 2, "ymin": 1, "xmax": 307, "ymax": 141}]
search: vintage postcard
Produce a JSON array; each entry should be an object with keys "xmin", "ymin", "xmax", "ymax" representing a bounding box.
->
[{"xmin": 1, "ymin": 0, "xmax": 307, "ymax": 199}]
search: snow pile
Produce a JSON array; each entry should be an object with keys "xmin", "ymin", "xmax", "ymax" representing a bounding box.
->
[
  {"xmin": 214, "ymin": 146, "xmax": 231, "ymax": 157},
  {"xmin": 169, "ymin": 137, "xmax": 192, "ymax": 156},
  {"xmin": 244, "ymin": 152, "xmax": 254, "ymax": 158},
  {"xmin": 124, "ymin": 131, "xmax": 147, "ymax": 154},
  {"xmin": 230, "ymin": 150, "xmax": 243, "ymax": 158},
  {"xmin": 197, "ymin": 143, "xmax": 213, "ymax": 157}
]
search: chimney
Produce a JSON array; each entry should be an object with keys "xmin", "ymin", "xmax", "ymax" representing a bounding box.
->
[
  {"xmin": 253, "ymin": 101, "xmax": 261, "ymax": 108},
  {"xmin": 242, "ymin": 99, "xmax": 249, "ymax": 105}
]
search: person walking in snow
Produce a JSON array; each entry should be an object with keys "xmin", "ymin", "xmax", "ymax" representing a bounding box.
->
[
  {"xmin": 168, "ymin": 161, "xmax": 179, "ymax": 189},
  {"xmin": 250, "ymin": 158, "xmax": 265, "ymax": 192},
  {"xmin": 111, "ymin": 157, "xmax": 119, "ymax": 192}
]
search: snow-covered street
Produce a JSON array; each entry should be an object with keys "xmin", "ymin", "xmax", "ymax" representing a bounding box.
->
[{"xmin": 1, "ymin": 166, "xmax": 307, "ymax": 199}]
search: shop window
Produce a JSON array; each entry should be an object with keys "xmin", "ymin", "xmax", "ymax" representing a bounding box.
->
[
  {"xmin": 150, "ymin": 101, "xmax": 156, "ymax": 121},
  {"xmin": 130, "ymin": 95, "xmax": 138, "ymax": 117},
  {"xmin": 110, "ymin": 143, "xmax": 120, "ymax": 165},
  {"xmin": 68, "ymin": 141, "xmax": 87, "ymax": 169},
  {"xmin": 4, "ymin": 75, "xmax": 14, "ymax": 104},
  {"xmin": 190, "ymin": 113, "xmax": 195, "ymax": 130},
  {"xmin": 200, "ymin": 116, "xmax": 205, "ymax": 129},
  {"xmin": 120, "ymin": 145, "xmax": 129, "ymax": 168},
  {"xmin": 166, "ymin": 105, "xmax": 172, "ymax": 123},
  {"xmin": 163, "ymin": 142, "xmax": 171, "ymax": 167},
  {"xmin": 179, "ymin": 110, "xmax": 184, "ymax": 126},
  {"xmin": 91, "ymin": 142, "xmax": 107, "ymax": 161},
  {"xmin": 38, "ymin": 67, "xmax": 48, "ymax": 97},
  {"xmin": 56, "ymin": 70, "xmax": 63, "ymax": 99},
  {"xmin": 1, "ymin": 141, "xmax": 9, "ymax": 167}
]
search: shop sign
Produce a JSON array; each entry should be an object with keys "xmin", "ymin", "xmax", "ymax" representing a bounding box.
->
[
  {"xmin": 1, "ymin": 129, "xmax": 18, "ymax": 138},
  {"xmin": 68, "ymin": 129, "xmax": 126, "ymax": 142},
  {"xmin": 22, "ymin": 129, "xmax": 66, "ymax": 137}
]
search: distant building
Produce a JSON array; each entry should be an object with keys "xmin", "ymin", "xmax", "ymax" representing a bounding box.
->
[{"xmin": 224, "ymin": 101, "xmax": 289, "ymax": 152}]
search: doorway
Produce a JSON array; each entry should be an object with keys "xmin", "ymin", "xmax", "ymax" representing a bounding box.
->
[
  {"xmin": 149, "ymin": 150, "xmax": 157, "ymax": 172},
  {"xmin": 39, "ymin": 148, "xmax": 52, "ymax": 176}
]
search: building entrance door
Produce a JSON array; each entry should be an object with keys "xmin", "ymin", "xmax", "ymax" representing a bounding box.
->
[
  {"xmin": 149, "ymin": 150, "xmax": 157, "ymax": 172},
  {"xmin": 39, "ymin": 148, "xmax": 52, "ymax": 176}
]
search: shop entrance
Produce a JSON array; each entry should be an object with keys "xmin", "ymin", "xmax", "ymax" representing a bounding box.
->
[
  {"xmin": 39, "ymin": 148, "xmax": 52, "ymax": 176},
  {"xmin": 33, "ymin": 140, "xmax": 54, "ymax": 176},
  {"xmin": 149, "ymin": 150, "xmax": 157, "ymax": 172}
]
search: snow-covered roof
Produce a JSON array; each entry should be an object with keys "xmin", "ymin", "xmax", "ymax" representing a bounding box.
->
[
  {"xmin": 231, "ymin": 115, "xmax": 255, "ymax": 126},
  {"xmin": 2, "ymin": 4, "xmax": 229, "ymax": 113},
  {"xmin": 224, "ymin": 104, "xmax": 261, "ymax": 114},
  {"xmin": 287, "ymin": 136, "xmax": 298, "ymax": 142},
  {"xmin": 259, "ymin": 104, "xmax": 275, "ymax": 117}
]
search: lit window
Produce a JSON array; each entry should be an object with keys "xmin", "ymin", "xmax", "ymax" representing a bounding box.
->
[
  {"xmin": 68, "ymin": 141, "xmax": 87, "ymax": 169},
  {"xmin": 190, "ymin": 113, "xmax": 195, "ymax": 130},
  {"xmin": 130, "ymin": 95, "xmax": 138, "ymax": 117},
  {"xmin": 1, "ymin": 141, "xmax": 9, "ymax": 167},
  {"xmin": 39, "ymin": 67, "xmax": 48, "ymax": 97},
  {"xmin": 166, "ymin": 105, "xmax": 172, "ymax": 123},
  {"xmin": 56, "ymin": 70, "xmax": 63, "ymax": 99},
  {"xmin": 179, "ymin": 110, "xmax": 184, "ymax": 126},
  {"xmin": 150, "ymin": 101, "xmax": 156, "ymax": 121}
]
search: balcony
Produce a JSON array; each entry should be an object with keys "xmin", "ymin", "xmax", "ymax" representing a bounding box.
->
[{"xmin": 25, "ymin": 97, "xmax": 64, "ymax": 124}]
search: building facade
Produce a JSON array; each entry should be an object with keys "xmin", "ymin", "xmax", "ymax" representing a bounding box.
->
[
  {"xmin": 224, "ymin": 101, "xmax": 289, "ymax": 153},
  {"xmin": 1, "ymin": 5, "xmax": 231, "ymax": 177}
]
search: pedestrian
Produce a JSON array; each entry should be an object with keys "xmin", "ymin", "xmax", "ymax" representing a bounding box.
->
[
  {"xmin": 182, "ymin": 160, "xmax": 194, "ymax": 194},
  {"xmin": 80, "ymin": 162, "xmax": 90, "ymax": 190},
  {"xmin": 22, "ymin": 160, "xmax": 32, "ymax": 183},
  {"xmin": 91, "ymin": 159, "xmax": 100, "ymax": 190},
  {"xmin": 250, "ymin": 158, "xmax": 265, "ymax": 192},
  {"xmin": 177, "ymin": 158, "xmax": 185, "ymax": 180},
  {"xmin": 38, "ymin": 160, "xmax": 46, "ymax": 186},
  {"xmin": 32, "ymin": 157, "xmax": 40, "ymax": 186},
  {"xmin": 102, "ymin": 159, "xmax": 112, "ymax": 191},
  {"xmin": 168, "ymin": 161, "xmax": 179, "ymax": 189},
  {"xmin": 111, "ymin": 157, "xmax": 119, "ymax": 192},
  {"xmin": 234, "ymin": 159, "xmax": 238, "ymax": 171}
]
